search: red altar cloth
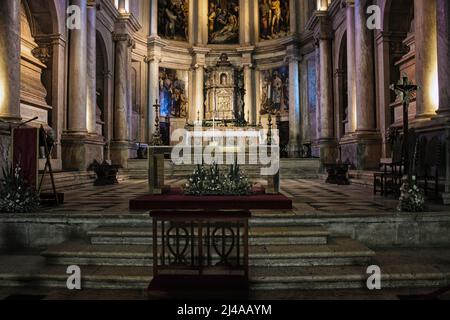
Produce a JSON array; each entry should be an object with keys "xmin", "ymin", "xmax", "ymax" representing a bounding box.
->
[{"xmin": 130, "ymin": 188, "xmax": 292, "ymax": 210}]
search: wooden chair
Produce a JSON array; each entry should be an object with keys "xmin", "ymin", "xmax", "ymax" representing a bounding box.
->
[
  {"xmin": 374, "ymin": 136, "xmax": 404, "ymax": 196},
  {"xmin": 416, "ymin": 136, "xmax": 442, "ymax": 198}
]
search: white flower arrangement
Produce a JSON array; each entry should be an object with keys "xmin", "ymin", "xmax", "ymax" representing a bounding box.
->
[{"xmin": 398, "ymin": 178, "xmax": 425, "ymax": 212}]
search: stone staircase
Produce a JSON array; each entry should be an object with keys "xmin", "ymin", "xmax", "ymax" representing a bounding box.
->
[
  {"xmin": 0, "ymin": 217, "xmax": 380, "ymax": 291},
  {"xmin": 2, "ymin": 216, "xmax": 450, "ymax": 291}
]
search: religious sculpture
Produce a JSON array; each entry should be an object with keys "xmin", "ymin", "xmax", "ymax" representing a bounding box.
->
[{"xmin": 208, "ymin": 0, "xmax": 240, "ymax": 44}]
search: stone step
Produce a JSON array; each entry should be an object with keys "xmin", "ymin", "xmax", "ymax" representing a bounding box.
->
[
  {"xmin": 41, "ymin": 237, "xmax": 373, "ymax": 268},
  {"xmin": 88, "ymin": 226, "xmax": 329, "ymax": 246},
  {"xmin": 1, "ymin": 256, "xmax": 449, "ymax": 291},
  {"xmin": 39, "ymin": 171, "xmax": 129, "ymax": 192},
  {"xmin": 127, "ymin": 158, "xmax": 321, "ymax": 180}
]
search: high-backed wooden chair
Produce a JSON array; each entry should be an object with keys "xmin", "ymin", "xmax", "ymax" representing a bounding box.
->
[
  {"xmin": 373, "ymin": 136, "xmax": 404, "ymax": 196},
  {"xmin": 416, "ymin": 136, "xmax": 442, "ymax": 198}
]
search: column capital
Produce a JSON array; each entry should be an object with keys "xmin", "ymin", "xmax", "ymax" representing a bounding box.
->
[
  {"xmin": 87, "ymin": 0, "xmax": 97, "ymax": 8},
  {"xmin": 315, "ymin": 11, "xmax": 333, "ymax": 41},
  {"xmin": 144, "ymin": 54, "xmax": 161, "ymax": 64},
  {"xmin": 113, "ymin": 33, "xmax": 135, "ymax": 48},
  {"xmin": 342, "ymin": 0, "xmax": 355, "ymax": 8}
]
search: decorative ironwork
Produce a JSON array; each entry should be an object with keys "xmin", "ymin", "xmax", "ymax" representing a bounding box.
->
[{"xmin": 151, "ymin": 210, "xmax": 250, "ymax": 278}]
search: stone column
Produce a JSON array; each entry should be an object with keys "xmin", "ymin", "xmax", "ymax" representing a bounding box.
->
[
  {"xmin": 194, "ymin": 65, "xmax": 204, "ymax": 122},
  {"xmin": 242, "ymin": 0, "xmax": 251, "ymax": 44},
  {"xmin": 118, "ymin": 0, "xmax": 127, "ymax": 13},
  {"xmin": 345, "ymin": 0, "xmax": 357, "ymax": 133},
  {"xmin": 111, "ymin": 34, "xmax": 132, "ymax": 166},
  {"xmin": 192, "ymin": 48, "xmax": 209, "ymax": 122},
  {"xmin": 317, "ymin": 11, "xmax": 337, "ymax": 164},
  {"xmin": 67, "ymin": 0, "xmax": 88, "ymax": 135},
  {"xmin": 238, "ymin": 48, "xmax": 255, "ymax": 124},
  {"xmin": 243, "ymin": 66, "xmax": 254, "ymax": 124},
  {"xmin": 300, "ymin": 58, "xmax": 311, "ymax": 145},
  {"xmin": 355, "ymin": 0, "xmax": 375, "ymax": 133},
  {"xmin": 150, "ymin": 0, "xmax": 158, "ymax": 37},
  {"xmin": 289, "ymin": 0, "xmax": 297, "ymax": 34},
  {"xmin": 287, "ymin": 46, "xmax": 301, "ymax": 157},
  {"xmin": 86, "ymin": 1, "xmax": 97, "ymax": 135},
  {"xmin": 353, "ymin": 0, "xmax": 381, "ymax": 169},
  {"xmin": 415, "ymin": 0, "xmax": 439, "ymax": 118},
  {"xmin": 255, "ymin": 70, "xmax": 262, "ymax": 124},
  {"xmin": 436, "ymin": 0, "xmax": 450, "ymax": 117},
  {"xmin": 0, "ymin": 0, "xmax": 21, "ymax": 121}
]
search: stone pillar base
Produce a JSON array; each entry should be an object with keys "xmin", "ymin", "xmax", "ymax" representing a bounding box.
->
[
  {"xmin": 61, "ymin": 134, "xmax": 105, "ymax": 171},
  {"xmin": 319, "ymin": 138, "xmax": 338, "ymax": 166},
  {"xmin": 340, "ymin": 132, "xmax": 381, "ymax": 170},
  {"xmin": 442, "ymin": 193, "xmax": 450, "ymax": 205},
  {"xmin": 110, "ymin": 141, "xmax": 132, "ymax": 168}
]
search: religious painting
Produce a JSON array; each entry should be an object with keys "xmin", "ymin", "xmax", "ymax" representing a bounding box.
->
[
  {"xmin": 260, "ymin": 66, "xmax": 289, "ymax": 117},
  {"xmin": 158, "ymin": 0, "xmax": 189, "ymax": 41},
  {"xmin": 208, "ymin": 0, "xmax": 240, "ymax": 44},
  {"xmin": 159, "ymin": 68, "xmax": 189, "ymax": 118},
  {"xmin": 259, "ymin": 0, "xmax": 290, "ymax": 40}
]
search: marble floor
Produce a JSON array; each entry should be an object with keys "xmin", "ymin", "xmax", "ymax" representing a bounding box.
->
[{"xmin": 41, "ymin": 178, "xmax": 449, "ymax": 215}]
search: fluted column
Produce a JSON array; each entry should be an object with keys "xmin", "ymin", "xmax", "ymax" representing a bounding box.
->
[
  {"xmin": 345, "ymin": 0, "xmax": 357, "ymax": 133},
  {"xmin": 415, "ymin": 0, "xmax": 439, "ymax": 118},
  {"xmin": 86, "ymin": 1, "xmax": 97, "ymax": 134},
  {"xmin": 317, "ymin": 11, "xmax": 337, "ymax": 164},
  {"xmin": 0, "ymin": 0, "xmax": 21, "ymax": 121},
  {"xmin": 436, "ymin": 0, "xmax": 450, "ymax": 117},
  {"xmin": 67, "ymin": 0, "xmax": 88, "ymax": 134}
]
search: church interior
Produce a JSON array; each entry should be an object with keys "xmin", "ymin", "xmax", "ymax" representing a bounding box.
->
[{"xmin": 0, "ymin": 0, "xmax": 450, "ymax": 300}]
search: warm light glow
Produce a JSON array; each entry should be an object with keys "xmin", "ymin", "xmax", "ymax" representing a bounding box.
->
[
  {"xmin": 114, "ymin": 0, "xmax": 130, "ymax": 13},
  {"xmin": 0, "ymin": 67, "xmax": 6, "ymax": 115},
  {"xmin": 429, "ymin": 68, "xmax": 439, "ymax": 111},
  {"xmin": 317, "ymin": 0, "xmax": 330, "ymax": 11},
  {"xmin": 87, "ymin": 99, "xmax": 94, "ymax": 132}
]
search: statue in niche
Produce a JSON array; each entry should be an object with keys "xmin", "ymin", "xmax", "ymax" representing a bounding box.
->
[
  {"xmin": 208, "ymin": 0, "xmax": 239, "ymax": 44},
  {"xmin": 158, "ymin": 0, "xmax": 189, "ymax": 41},
  {"xmin": 259, "ymin": 0, "xmax": 290, "ymax": 40}
]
